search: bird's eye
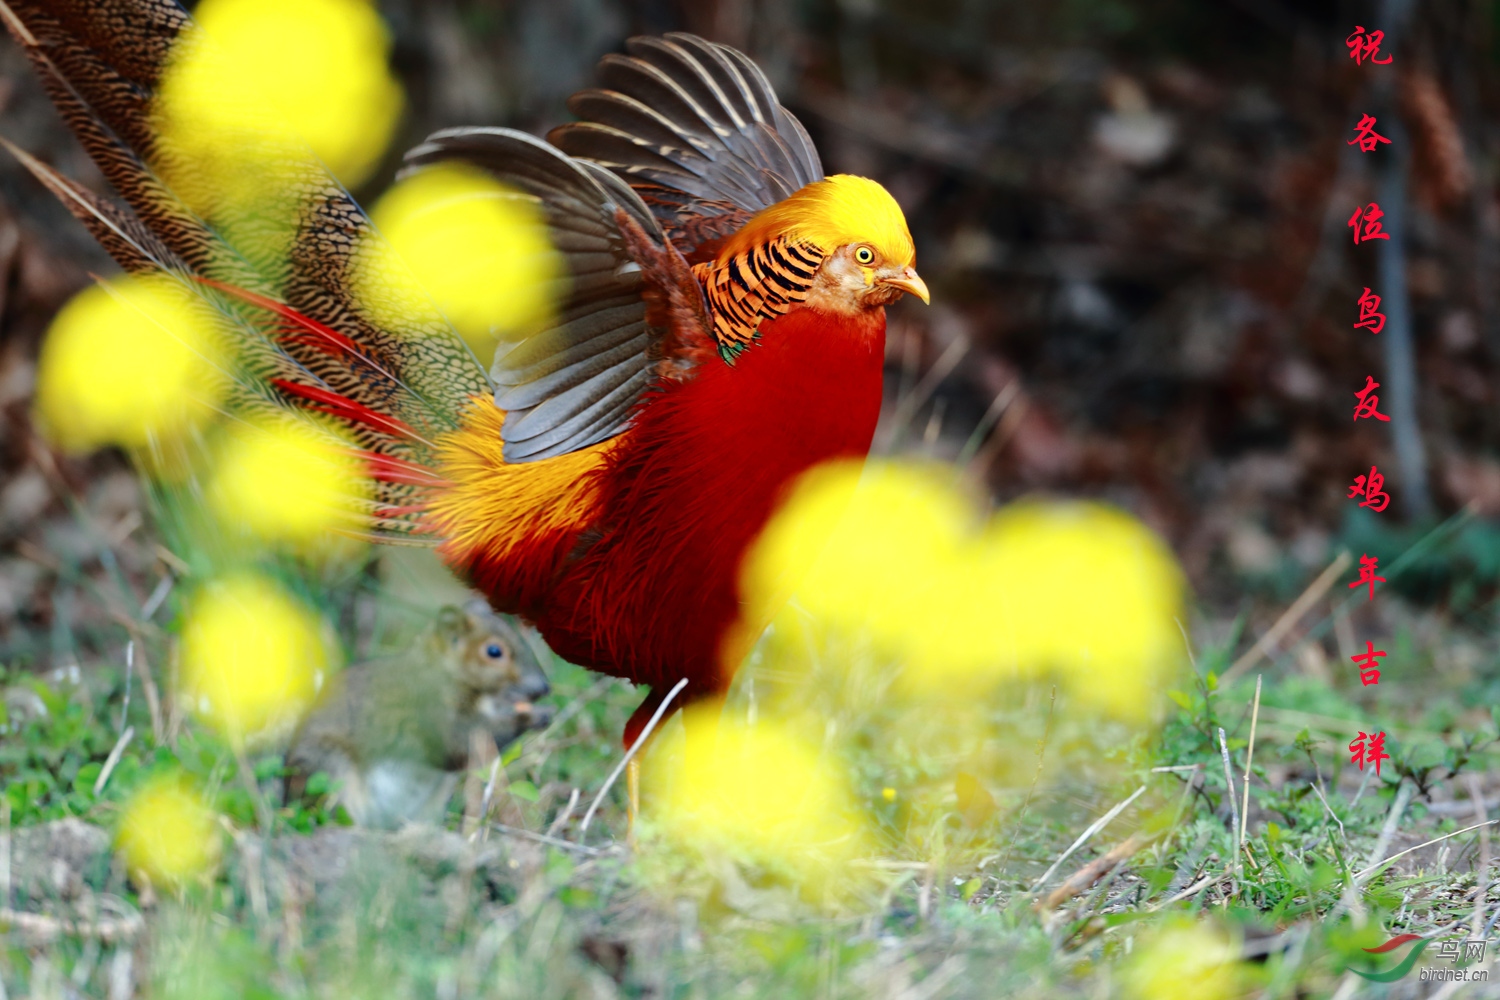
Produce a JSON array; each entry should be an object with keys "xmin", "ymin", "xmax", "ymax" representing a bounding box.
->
[
  {"xmin": 485, "ymin": 643, "xmax": 505, "ymax": 659},
  {"xmin": 854, "ymin": 246, "xmax": 875, "ymax": 265}
]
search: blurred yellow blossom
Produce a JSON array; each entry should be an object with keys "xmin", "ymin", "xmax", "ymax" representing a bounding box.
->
[
  {"xmin": 180, "ymin": 573, "xmax": 333, "ymax": 744},
  {"xmin": 355, "ymin": 163, "xmax": 565, "ymax": 358},
  {"xmin": 646, "ymin": 706, "xmax": 869, "ymax": 893},
  {"xmin": 158, "ymin": 0, "xmax": 402, "ymax": 194},
  {"xmin": 1121, "ymin": 919, "xmax": 1243, "ymax": 1000},
  {"xmin": 116, "ymin": 774, "xmax": 220, "ymax": 888},
  {"xmin": 970, "ymin": 500, "xmax": 1185, "ymax": 716},
  {"xmin": 208, "ymin": 418, "xmax": 369, "ymax": 554},
  {"xmin": 34, "ymin": 275, "xmax": 225, "ymax": 455},
  {"xmin": 741, "ymin": 460, "xmax": 1185, "ymax": 718}
]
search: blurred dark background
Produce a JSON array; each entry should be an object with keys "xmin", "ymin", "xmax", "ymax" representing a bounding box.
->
[{"xmin": 3, "ymin": 0, "xmax": 1500, "ymax": 658}]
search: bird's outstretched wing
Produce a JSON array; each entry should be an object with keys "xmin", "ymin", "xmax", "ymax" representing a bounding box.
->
[
  {"xmin": 404, "ymin": 128, "xmax": 712, "ymax": 463},
  {"xmin": 549, "ymin": 32, "xmax": 824, "ymax": 262}
]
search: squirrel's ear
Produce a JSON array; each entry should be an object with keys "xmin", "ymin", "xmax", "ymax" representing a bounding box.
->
[{"xmin": 434, "ymin": 606, "xmax": 468, "ymax": 642}]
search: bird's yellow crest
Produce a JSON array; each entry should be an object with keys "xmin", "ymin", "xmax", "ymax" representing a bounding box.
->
[{"xmin": 718, "ymin": 174, "xmax": 915, "ymax": 266}]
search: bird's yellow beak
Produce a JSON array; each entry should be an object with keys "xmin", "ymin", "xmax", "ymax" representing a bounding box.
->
[{"xmin": 881, "ymin": 267, "xmax": 930, "ymax": 304}]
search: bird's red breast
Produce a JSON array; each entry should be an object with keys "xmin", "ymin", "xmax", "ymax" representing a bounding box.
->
[{"xmin": 434, "ymin": 303, "xmax": 887, "ymax": 729}]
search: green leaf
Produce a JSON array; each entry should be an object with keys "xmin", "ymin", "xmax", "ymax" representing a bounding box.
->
[
  {"xmin": 558, "ymin": 886, "xmax": 597, "ymax": 908},
  {"xmin": 73, "ymin": 761, "xmax": 102, "ymax": 795},
  {"xmin": 305, "ymin": 770, "xmax": 332, "ymax": 797},
  {"xmin": 544, "ymin": 848, "xmax": 575, "ymax": 883},
  {"xmin": 1167, "ymin": 690, "xmax": 1192, "ymax": 710},
  {"xmin": 508, "ymin": 779, "xmax": 539, "ymax": 802},
  {"xmin": 500, "ymin": 741, "xmax": 524, "ymax": 767}
]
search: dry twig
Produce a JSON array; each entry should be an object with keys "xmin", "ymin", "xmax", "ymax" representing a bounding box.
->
[{"xmin": 1036, "ymin": 833, "xmax": 1149, "ymax": 911}]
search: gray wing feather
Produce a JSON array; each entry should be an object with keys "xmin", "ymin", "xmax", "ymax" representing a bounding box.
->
[
  {"xmin": 401, "ymin": 127, "xmax": 669, "ymax": 463},
  {"xmin": 549, "ymin": 32, "xmax": 824, "ymax": 241}
]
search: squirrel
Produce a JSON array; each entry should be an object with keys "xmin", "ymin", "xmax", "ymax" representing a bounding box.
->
[{"xmin": 285, "ymin": 600, "xmax": 552, "ymax": 829}]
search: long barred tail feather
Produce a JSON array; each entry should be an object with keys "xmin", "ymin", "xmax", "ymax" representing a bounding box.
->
[
  {"xmin": 0, "ymin": 0, "xmax": 491, "ymax": 539},
  {"xmin": 6, "ymin": 3, "xmax": 773, "ymax": 557}
]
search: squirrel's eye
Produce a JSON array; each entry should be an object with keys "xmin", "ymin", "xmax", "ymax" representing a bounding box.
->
[
  {"xmin": 484, "ymin": 643, "xmax": 504, "ymax": 659},
  {"xmin": 854, "ymin": 246, "xmax": 875, "ymax": 265}
]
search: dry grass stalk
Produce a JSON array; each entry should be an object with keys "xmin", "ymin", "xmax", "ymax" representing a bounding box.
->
[
  {"xmin": 1238, "ymin": 675, "xmax": 1262, "ymax": 873},
  {"xmin": 578, "ymin": 676, "xmax": 688, "ymax": 841},
  {"xmin": 1036, "ymin": 832, "xmax": 1148, "ymax": 911},
  {"xmin": 1223, "ymin": 552, "xmax": 1351, "ymax": 683},
  {"xmin": 1218, "ymin": 727, "xmax": 1239, "ymax": 846},
  {"xmin": 1030, "ymin": 784, "xmax": 1146, "ymax": 893},
  {"xmin": 1467, "ymin": 773, "xmax": 1489, "ymax": 940},
  {"xmin": 0, "ymin": 907, "xmax": 143, "ymax": 945},
  {"xmin": 1354, "ymin": 815, "xmax": 1500, "ymax": 883}
]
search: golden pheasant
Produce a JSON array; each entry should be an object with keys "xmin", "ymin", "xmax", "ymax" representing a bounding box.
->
[{"xmin": 3, "ymin": 4, "xmax": 927, "ymax": 750}]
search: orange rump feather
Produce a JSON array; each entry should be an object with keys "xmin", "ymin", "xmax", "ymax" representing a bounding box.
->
[{"xmin": 429, "ymin": 397, "xmax": 619, "ymax": 613}]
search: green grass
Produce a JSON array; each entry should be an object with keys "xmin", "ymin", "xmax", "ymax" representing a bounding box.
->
[{"xmin": 5, "ymin": 519, "xmax": 1500, "ymax": 998}]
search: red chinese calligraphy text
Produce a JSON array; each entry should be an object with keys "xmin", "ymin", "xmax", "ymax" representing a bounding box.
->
[
  {"xmin": 1349, "ymin": 731, "xmax": 1390, "ymax": 775},
  {"xmin": 1352, "ymin": 376, "xmax": 1391, "ymax": 423},
  {"xmin": 1348, "ymin": 114, "xmax": 1392, "ymax": 152},
  {"xmin": 1349, "ymin": 553, "xmax": 1387, "ymax": 601},
  {"xmin": 1354, "ymin": 287, "xmax": 1386, "ymax": 334},
  {"xmin": 1348, "ymin": 203, "xmax": 1392, "ymax": 244},
  {"xmin": 1346, "ymin": 26, "xmax": 1393, "ymax": 66},
  {"xmin": 1351, "ymin": 641, "xmax": 1385, "ymax": 686},
  {"xmin": 1347, "ymin": 466, "xmax": 1390, "ymax": 513}
]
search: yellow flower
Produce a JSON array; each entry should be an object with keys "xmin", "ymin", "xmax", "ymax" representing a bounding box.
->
[
  {"xmin": 355, "ymin": 163, "xmax": 565, "ymax": 358},
  {"xmin": 208, "ymin": 418, "xmax": 369, "ymax": 554},
  {"xmin": 1121, "ymin": 919, "xmax": 1242, "ymax": 1000},
  {"xmin": 34, "ymin": 276, "xmax": 225, "ymax": 454},
  {"xmin": 741, "ymin": 460, "xmax": 969, "ymax": 644},
  {"xmin": 970, "ymin": 500, "xmax": 1185, "ymax": 717},
  {"xmin": 646, "ymin": 706, "xmax": 868, "ymax": 892},
  {"xmin": 158, "ymin": 0, "xmax": 402, "ymax": 192},
  {"xmin": 741, "ymin": 460, "xmax": 1186, "ymax": 719},
  {"xmin": 180, "ymin": 574, "xmax": 333, "ymax": 745},
  {"xmin": 116, "ymin": 774, "xmax": 220, "ymax": 887}
]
